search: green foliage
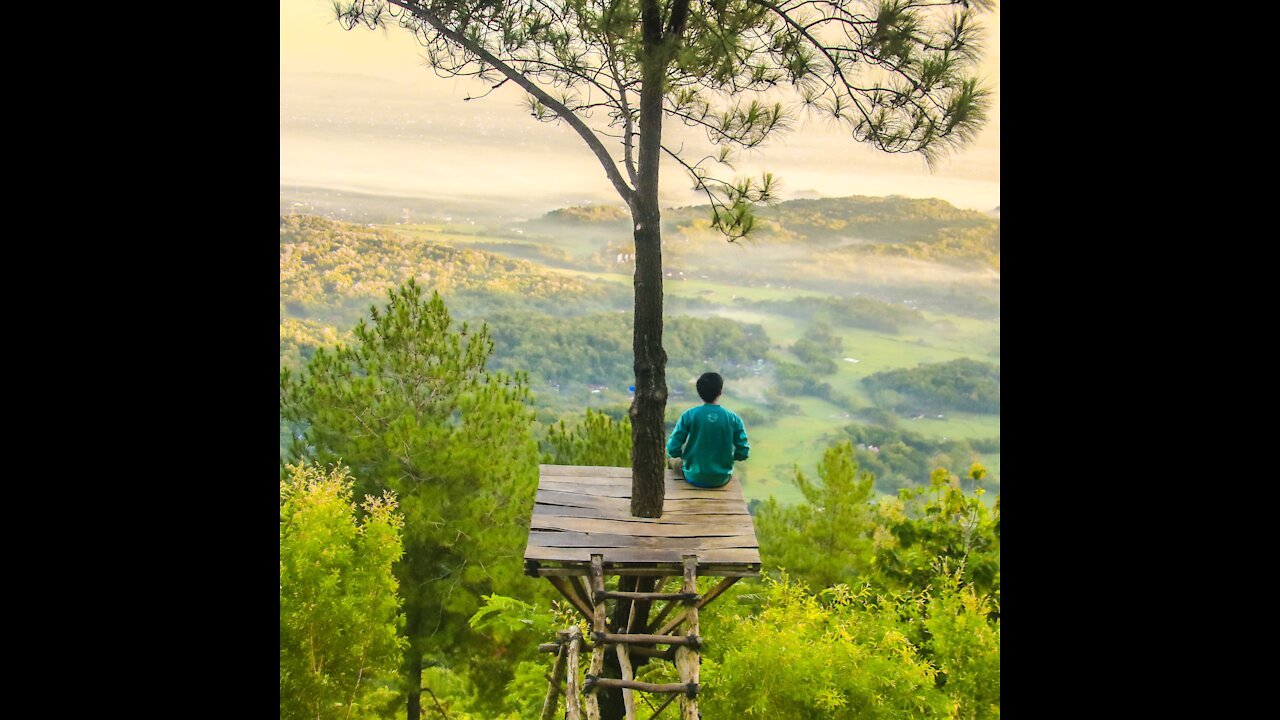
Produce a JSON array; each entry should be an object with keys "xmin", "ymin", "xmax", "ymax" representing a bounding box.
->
[
  {"xmin": 279, "ymin": 463, "xmax": 406, "ymax": 720},
  {"xmin": 686, "ymin": 575, "xmax": 950, "ymax": 719},
  {"xmin": 865, "ymin": 357, "xmax": 1001, "ymax": 414},
  {"xmin": 280, "ymin": 317, "xmax": 343, "ymax": 371},
  {"xmin": 279, "ymin": 280, "xmax": 544, "ymax": 714},
  {"xmin": 543, "ymin": 408, "xmax": 632, "ymax": 466},
  {"xmin": 791, "ymin": 321, "xmax": 843, "ymax": 374},
  {"xmin": 754, "ymin": 441, "xmax": 877, "ymax": 588},
  {"xmin": 463, "ymin": 594, "xmax": 589, "ymax": 720},
  {"xmin": 924, "ymin": 573, "xmax": 1001, "ymax": 720},
  {"xmin": 706, "ymin": 450, "xmax": 1000, "ymax": 718},
  {"xmin": 839, "ymin": 423, "xmax": 998, "ymax": 494},
  {"xmin": 542, "ymin": 205, "xmax": 631, "ymax": 224},
  {"xmin": 484, "ymin": 310, "xmax": 771, "ymax": 390},
  {"xmin": 872, "ymin": 466, "xmax": 1001, "ymax": 597}
]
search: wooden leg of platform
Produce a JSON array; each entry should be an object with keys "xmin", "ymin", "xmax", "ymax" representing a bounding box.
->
[
  {"xmin": 541, "ymin": 639, "xmax": 568, "ymax": 720},
  {"xmin": 614, "ymin": 585, "xmax": 643, "ymax": 720},
  {"xmin": 645, "ymin": 577, "xmax": 680, "ymax": 634},
  {"xmin": 549, "ymin": 575, "xmax": 595, "ymax": 623},
  {"xmin": 585, "ymin": 554, "xmax": 607, "ymax": 720},
  {"xmin": 674, "ymin": 556, "xmax": 701, "ymax": 720},
  {"xmin": 655, "ymin": 576, "xmax": 736, "ymax": 637},
  {"xmin": 566, "ymin": 626, "xmax": 583, "ymax": 720}
]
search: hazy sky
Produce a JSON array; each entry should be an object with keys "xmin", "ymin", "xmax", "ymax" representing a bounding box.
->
[{"xmin": 281, "ymin": 0, "xmax": 1000, "ymax": 212}]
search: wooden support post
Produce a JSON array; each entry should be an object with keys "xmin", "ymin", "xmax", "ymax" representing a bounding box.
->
[
  {"xmin": 548, "ymin": 576, "xmax": 595, "ymax": 622},
  {"xmin": 615, "ymin": 644, "xmax": 636, "ymax": 720},
  {"xmin": 646, "ymin": 586, "xmax": 682, "ymax": 634},
  {"xmin": 696, "ymin": 576, "xmax": 740, "ymax": 610},
  {"xmin": 655, "ymin": 576, "xmax": 737, "ymax": 637},
  {"xmin": 585, "ymin": 554, "xmax": 607, "ymax": 720},
  {"xmin": 674, "ymin": 555, "xmax": 701, "ymax": 720},
  {"xmin": 647, "ymin": 692, "xmax": 678, "ymax": 719},
  {"xmin": 566, "ymin": 626, "xmax": 583, "ymax": 720},
  {"xmin": 540, "ymin": 640, "xmax": 568, "ymax": 720}
]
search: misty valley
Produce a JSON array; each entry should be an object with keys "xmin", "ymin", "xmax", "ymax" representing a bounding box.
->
[{"xmin": 280, "ymin": 191, "xmax": 1000, "ymax": 504}]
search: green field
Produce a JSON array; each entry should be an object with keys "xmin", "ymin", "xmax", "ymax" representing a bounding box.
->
[{"xmin": 366, "ymin": 221, "xmax": 1001, "ymax": 504}]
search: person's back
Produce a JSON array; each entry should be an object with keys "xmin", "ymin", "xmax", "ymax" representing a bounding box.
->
[{"xmin": 666, "ymin": 372, "xmax": 749, "ymax": 488}]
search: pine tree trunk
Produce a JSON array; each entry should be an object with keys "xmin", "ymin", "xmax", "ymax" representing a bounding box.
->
[
  {"xmin": 629, "ymin": 206, "xmax": 667, "ymax": 518},
  {"xmin": 405, "ymin": 610, "xmax": 422, "ymax": 720},
  {"xmin": 630, "ymin": 6, "xmax": 669, "ymax": 518}
]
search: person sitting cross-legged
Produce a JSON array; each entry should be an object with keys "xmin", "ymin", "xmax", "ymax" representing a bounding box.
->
[{"xmin": 665, "ymin": 372, "xmax": 750, "ymax": 488}]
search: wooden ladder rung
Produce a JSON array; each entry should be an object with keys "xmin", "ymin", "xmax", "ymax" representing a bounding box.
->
[
  {"xmin": 584, "ymin": 677, "xmax": 699, "ymax": 696},
  {"xmin": 594, "ymin": 590, "xmax": 699, "ymax": 603},
  {"xmin": 592, "ymin": 631, "xmax": 701, "ymax": 648}
]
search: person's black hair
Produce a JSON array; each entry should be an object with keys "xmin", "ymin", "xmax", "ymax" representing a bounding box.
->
[{"xmin": 696, "ymin": 372, "xmax": 724, "ymax": 403}]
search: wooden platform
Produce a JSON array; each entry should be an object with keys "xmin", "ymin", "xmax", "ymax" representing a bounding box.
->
[{"xmin": 524, "ymin": 464, "xmax": 762, "ymax": 577}]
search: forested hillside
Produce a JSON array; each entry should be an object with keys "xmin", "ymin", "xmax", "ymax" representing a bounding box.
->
[{"xmin": 280, "ymin": 202, "xmax": 1000, "ymax": 500}]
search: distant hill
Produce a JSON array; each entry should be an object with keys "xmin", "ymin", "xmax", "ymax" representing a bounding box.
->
[
  {"xmin": 280, "ymin": 215, "xmax": 620, "ymax": 314},
  {"xmin": 533, "ymin": 195, "xmax": 1000, "ymax": 268}
]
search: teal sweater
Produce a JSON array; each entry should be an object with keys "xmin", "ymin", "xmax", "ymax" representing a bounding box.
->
[{"xmin": 666, "ymin": 403, "xmax": 750, "ymax": 487}]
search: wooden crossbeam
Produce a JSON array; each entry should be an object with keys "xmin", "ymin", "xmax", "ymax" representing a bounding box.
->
[
  {"xmin": 591, "ymin": 632, "xmax": 700, "ymax": 648},
  {"xmin": 595, "ymin": 590, "xmax": 698, "ymax": 603},
  {"xmin": 585, "ymin": 677, "xmax": 698, "ymax": 695},
  {"xmin": 548, "ymin": 575, "xmax": 595, "ymax": 622},
  {"xmin": 647, "ymin": 692, "xmax": 678, "ymax": 720},
  {"xmin": 655, "ymin": 576, "xmax": 739, "ymax": 636}
]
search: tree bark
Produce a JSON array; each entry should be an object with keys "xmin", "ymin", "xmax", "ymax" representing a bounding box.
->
[
  {"xmin": 405, "ymin": 608, "xmax": 422, "ymax": 720},
  {"xmin": 630, "ymin": 0, "xmax": 670, "ymax": 519}
]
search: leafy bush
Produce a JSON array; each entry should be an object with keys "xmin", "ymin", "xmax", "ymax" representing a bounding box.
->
[{"xmin": 864, "ymin": 358, "xmax": 1001, "ymax": 414}]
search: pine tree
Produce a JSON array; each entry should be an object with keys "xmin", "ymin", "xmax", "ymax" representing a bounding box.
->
[
  {"xmin": 331, "ymin": 0, "xmax": 994, "ymax": 518},
  {"xmin": 280, "ymin": 280, "xmax": 541, "ymax": 720}
]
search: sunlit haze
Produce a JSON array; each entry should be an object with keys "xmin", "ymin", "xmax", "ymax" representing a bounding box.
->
[{"xmin": 281, "ymin": 0, "xmax": 1000, "ymax": 213}]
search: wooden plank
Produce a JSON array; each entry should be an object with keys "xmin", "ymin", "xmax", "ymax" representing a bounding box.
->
[
  {"xmin": 539, "ymin": 474, "xmax": 635, "ymax": 486},
  {"xmin": 536, "ymin": 565, "xmax": 761, "ymax": 578},
  {"xmin": 535, "ymin": 507, "xmax": 752, "ymax": 525},
  {"xmin": 538, "ymin": 480, "xmax": 740, "ymax": 500},
  {"xmin": 534, "ymin": 506, "xmax": 753, "ymax": 524},
  {"xmin": 531, "ymin": 513, "xmax": 756, "ymax": 533},
  {"xmin": 536, "ymin": 490, "xmax": 749, "ymax": 513},
  {"xmin": 539, "ymin": 472, "xmax": 747, "ymax": 491},
  {"xmin": 534, "ymin": 503, "xmax": 748, "ymax": 520},
  {"xmin": 528, "ymin": 532, "xmax": 758, "ymax": 551},
  {"xmin": 529, "ymin": 515, "xmax": 755, "ymax": 537},
  {"xmin": 540, "ymin": 464, "xmax": 634, "ymax": 478},
  {"xmin": 526, "ymin": 547, "xmax": 761, "ymax": 564}
]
